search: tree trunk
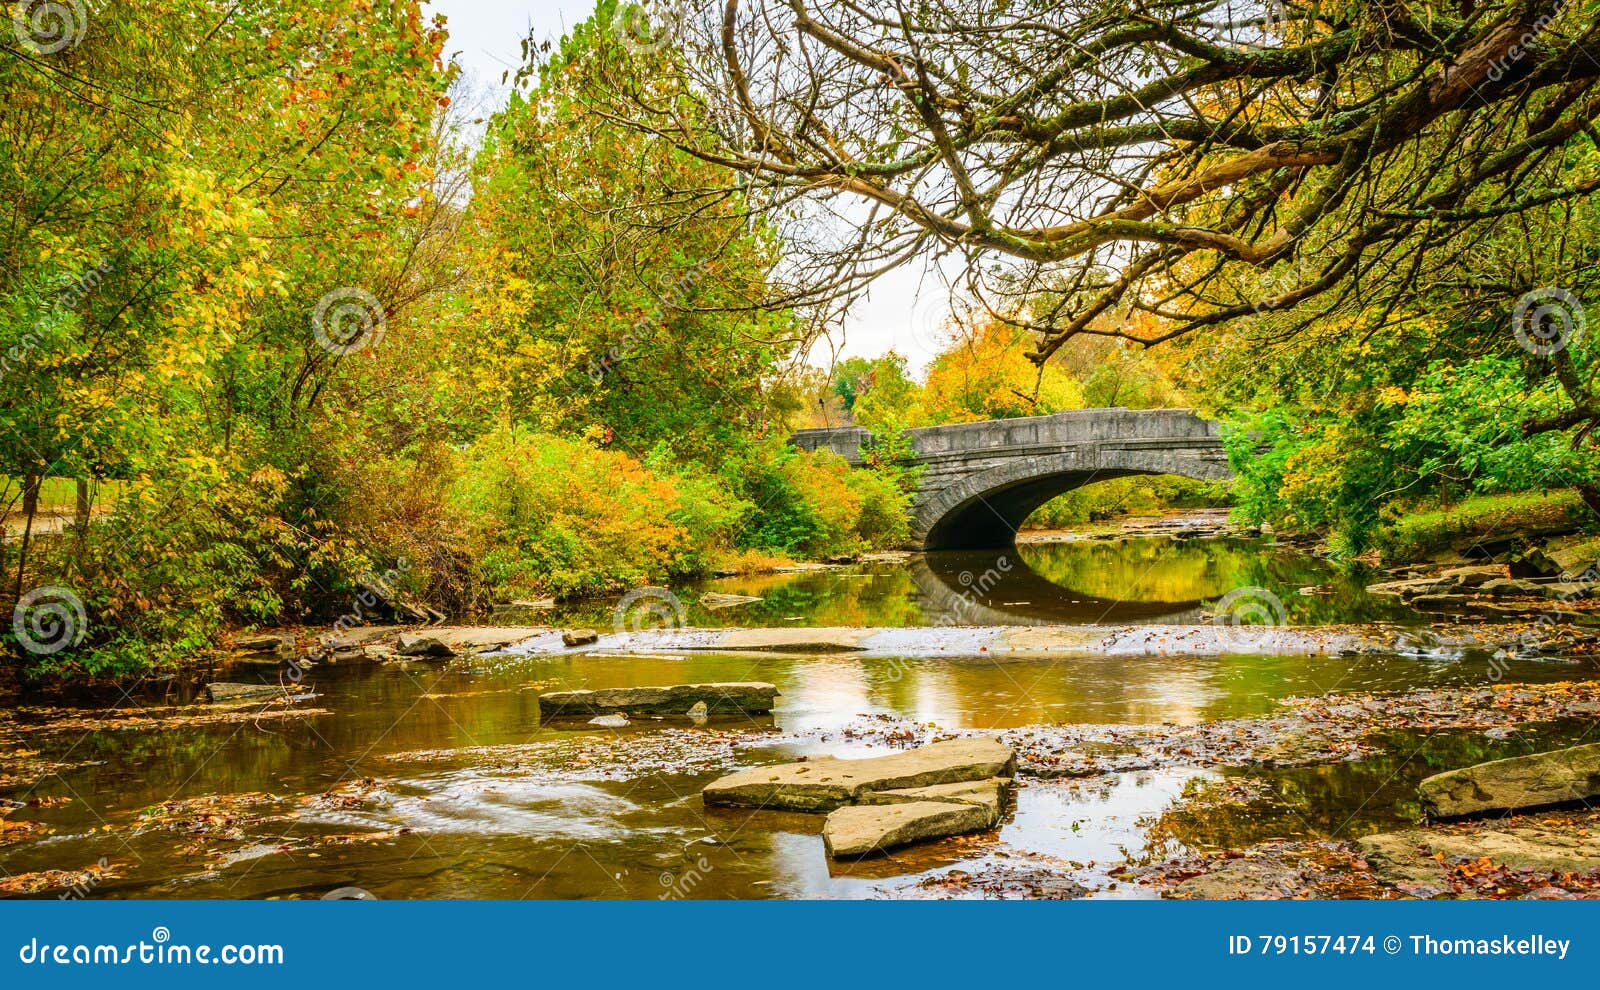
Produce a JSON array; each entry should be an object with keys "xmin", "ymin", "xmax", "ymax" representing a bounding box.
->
[
  {"xmin": 74, "ymin": 478, "xmax": 91, "ymax": 533},
  {"xmin": 1578, "ymin": 484, "xmax": 1600, "ymax": 521},
  {"xmin": 13, "ymin": 473, "xmax": 40, "ymax": 603}
]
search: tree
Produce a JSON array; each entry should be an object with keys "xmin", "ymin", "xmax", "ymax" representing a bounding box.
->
[
  {"xmin": 597, "ymin": 1, "xmax": 1600, "ymax": 362},
  {"xmin": 921, "ymin": 318, "xmax": 1084, "ymax": 423},
  {"xmin": 465, "ymin": 0, "xmax": 802, "ymax": 461}
]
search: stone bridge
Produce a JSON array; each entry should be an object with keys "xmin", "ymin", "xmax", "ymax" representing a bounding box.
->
[{"xmin": 791, "ymin": 408, "xmax": 1232, "ymax": 550}]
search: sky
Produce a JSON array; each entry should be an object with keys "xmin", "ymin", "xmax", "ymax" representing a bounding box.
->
[{"xmin": 422, "ymin": 0, "xmax": 948, "ymax": 374}]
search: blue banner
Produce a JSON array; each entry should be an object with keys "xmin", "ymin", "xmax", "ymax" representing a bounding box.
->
[{"xmin": 2, "ymin": 901, "xmax": 1593, "ymax": 987}]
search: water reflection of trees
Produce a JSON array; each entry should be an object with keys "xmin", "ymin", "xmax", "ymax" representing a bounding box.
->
[
  {"xmin": 1146, "ymin": 724, "xmax": 1599, "ymax": 855},
  {"xmin": 1017, "ymin": 537, "xmax": 1413, "ymax": 625}
]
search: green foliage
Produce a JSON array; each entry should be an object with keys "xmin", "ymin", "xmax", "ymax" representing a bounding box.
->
[
  {"xmin": 23, "ymin": 467, "xmax": 296, "ymax": 677},
  {"xmin": 719, "ymin": 438, "xmax": 911, "ymax": 557},
  {"xmin": 463, "ymin": 0, "xmax": 795, "ymax": 458}
]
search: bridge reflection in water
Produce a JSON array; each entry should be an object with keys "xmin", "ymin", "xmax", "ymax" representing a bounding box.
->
[{"xmin": 911, "ymin": 550, "xmax": 1208, "ymax": 626}]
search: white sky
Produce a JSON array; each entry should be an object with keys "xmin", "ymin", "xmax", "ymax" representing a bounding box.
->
[{"xmin": 423, "ymin": 0, "xmax": 946, "ymax": 374}]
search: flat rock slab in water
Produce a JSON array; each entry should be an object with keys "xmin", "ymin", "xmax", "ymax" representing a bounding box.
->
[
  {"xmin": 1419, "ymin": 743, "xmax": 1600, "ymax": 818},
  {"xmin": 205, "ymin": 682, "xmax": 288, "ymax": 702},
  {"xmin": 538, "ymin": 682, "xmax": 777, "ymax": 717},
  {"xmin": 702, "ymin": 738, "xmax": 1016, "ymax": 812},
  {"xmin": 857, "ymin": 777, "xmax": 1011, "ymax": 822},
  {"xmin": 1360, "ymin": 821, "xmax": 1600, "ymax": 884},
  {"xmin": 823, "ymin": 800, "xmax": 995, "ymax": 858},
  {"xmin": 233, "ymin": 633, "xmax": 294, "ymax": 658}
]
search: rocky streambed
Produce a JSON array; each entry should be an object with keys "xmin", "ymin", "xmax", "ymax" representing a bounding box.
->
[{"xmin": 6, "ymin": 520, "xmax": 1600, "ymax": 900}]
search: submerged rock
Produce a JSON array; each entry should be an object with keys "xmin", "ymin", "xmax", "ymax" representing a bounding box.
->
[
  {"xmin": 699, "ymin": 593, "xmax": 762, "ymax": 610},
  {"xmin": 1164, "ymin": 856, "xmax": 1309, "ymax": 900},
  {"xmin": 1360, "ymin": 820, "xmax": 1600, "ymax": 879},
  {"xmin": 702, "ymin": 738, "xmax": 1016, "ymax": 812},
  {"xmin": 823, "ymin": 800, "xmax": 993, "ymax": 858},
  {"xmin": 587, "ymin": 714, "xmax": 630, "ymax": 728},
  {"xmin": 1419, "ymin": 743, "xmax": 1600, "ymax": 818},
  {"xmin": 538, "ymin": 682, "xmax": 778, "ymax": 717}
]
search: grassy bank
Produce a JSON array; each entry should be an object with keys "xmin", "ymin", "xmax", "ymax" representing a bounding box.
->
[{"xmin": 1373, "ymin": 489, "xmax": 1594, "ymax": 563}]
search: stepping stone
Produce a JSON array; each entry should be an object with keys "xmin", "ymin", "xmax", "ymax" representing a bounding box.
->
[
  {"xmin": 823, "ymin": 800, "xmax": 994, "ymax": 858},
  {"xmin": 538, "ymin": 683, "xmax": 777, "ymax": 717},
  {"xmin": 857, "ymin": 777, "xmax": 1012, "ymax": 825},
  {"xmin": 702, "ymin": 738, "xmax": 1016, "ymax": 812}
]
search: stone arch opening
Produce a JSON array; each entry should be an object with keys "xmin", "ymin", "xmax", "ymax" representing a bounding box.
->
[{"xmin": 914, "ymin": 451, "xmax": 1231, "ymax": 551}]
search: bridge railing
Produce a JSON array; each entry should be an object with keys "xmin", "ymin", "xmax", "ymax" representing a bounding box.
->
[{"xmin": 789, "ymin": 409, "xmax": 1222, "ymax": 462}]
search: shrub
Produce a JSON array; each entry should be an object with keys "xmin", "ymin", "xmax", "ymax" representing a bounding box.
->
[
  {"xmin": 448, "ymin": 428, "xmax": 747, "ymax": 598},
  {"xmin": 724, "ymin": 439, "xmax": 912, "ymax": 556},
  {"xmin": 19, "ymin": 467, "xmax": 295, "ymax": 677}
]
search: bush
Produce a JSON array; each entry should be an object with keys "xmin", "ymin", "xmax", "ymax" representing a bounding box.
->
[
  {"xmin": 448, "ymin": 428, "xmax": 747, "ymax": 598},
  {"xmin": 310, "ymin": 439, "xmax": 485, "ymax": 618},
  {"xmin": 18, "ymin": 467, "xmax": 296, "ymax": 677},
  {"xmin": 723, "ymin": 439, "xmax": 912, "ymax": 556}
]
